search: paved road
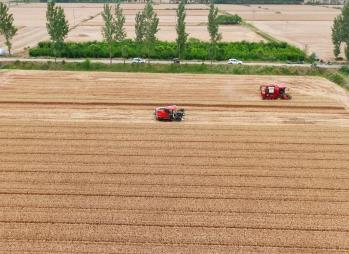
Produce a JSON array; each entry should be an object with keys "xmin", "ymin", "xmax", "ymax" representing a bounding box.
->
[{"xmin": 0, "ymin": 57, "xmax": 344, "ymax": 69}]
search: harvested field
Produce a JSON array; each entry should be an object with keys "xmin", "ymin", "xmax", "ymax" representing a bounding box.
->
[
  {"xmin": 219, "ymin": 4, "xmax": 342, "ymax": 60},
  {"xmin": 0, "ymin": 3, "xmax": 103, "ymax": 54},
  {"xmin": 68, "ymin": 4, "xmax": 263, "ymax": 42},
  {"xmin": 0, "ymin": 70, "xmax": 348, "ymax": 253}
]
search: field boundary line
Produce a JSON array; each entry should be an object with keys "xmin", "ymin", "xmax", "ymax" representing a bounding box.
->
[
  {"xmin": 2, "ymin": 160, "xmax": 348, "ymax": 169},
  {"xmin": 1, "ymin": 192, "xmax": 349, "ymax": 202},
  {"xmin": 1, "ymin": 170, "xmax": 349, "ymax": 179},
  {"xmin": 0, "ymin": 137, "xmax": 347, "ymax": 145},
  {"xmin": 1, "ymin": 220, "xmax": 348, "ymax": 233},
  {"xmin": 0, "ymin": 239, "xmax": 348, "ymax": 251},
  {"xmin": 0, "ymin": 100, "xmax": 344, "ymax": 110},
  {"xmin": 1, "ymin": 151, "xmax": 347, "ymax": 161},
  {"xmin": 2, "ymin": 206, "xmax": 348, "ymax": 217},
  {"xmin": 5, "ymin": 181, "xmax": 349, "ymax": 191}
]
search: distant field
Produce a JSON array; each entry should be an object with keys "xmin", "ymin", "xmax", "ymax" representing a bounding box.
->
[
  {"xmin": 0, "ymin": 3, "xmax": 342, "ymax": 60},
  {"xmin": 219, "ymin": 4, "xmax": 341, "ymax": 60},
  {"xmin": 69, "ymin": 6, "xmax": 263, "ymax": 42},
  {"xmin": 0, "ymin": 3, "xmax": 263, "ymax": 55}
]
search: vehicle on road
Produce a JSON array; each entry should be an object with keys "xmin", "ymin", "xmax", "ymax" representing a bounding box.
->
[
  {"xmin": 260, "ymin": 83, "xmax": 291, "ymax": 100},
  {"xmin": 172, "ymin": 58, "xmax": 180, "ymax": 64},
  {"xmin": 155, "ymin": 105, "xmax": 185, "ymax": 121},
  {"xmin": 227, "ymin": 58, "xmax": 243, "ymax": 65},
  {"xmin": 132, "ymin": 57, "xmax": 146, "ymax": 64},
  {"xmin": 0, "ymin": 48, "xmax": 7, "ymax": 56}
]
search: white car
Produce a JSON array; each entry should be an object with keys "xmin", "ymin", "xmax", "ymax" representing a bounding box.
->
[
  {"xmin": 0, "ymin": 48, "xmax": 7, "ymax": 56},
  {"xmin": 227, "ymin": 58, "xmax": 243, "ymax": 65},
  {"xmin": 132, "ymin": 57, "xmax": 146, "ymax": 64}
]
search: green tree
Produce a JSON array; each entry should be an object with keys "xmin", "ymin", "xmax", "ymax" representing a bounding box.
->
[
  {"xmin": 143, "ymin": 0, "xmax": 159, "ymax": 63},
  {"xmin": 46, "ymin": 1, "xmax": 69, "ymax": 62},
  {"xmin": 121, "ymin": 44, "xmax": 128, "ymax": 64},
  {"xmin": 176, "ymin": 0, "xmax": 188, "ymax": 59},
  {"xmin": 114, "ymin": 3, "xmax": 126, "ymax": 41},
  {"xmin": 207, "ymin": 1, "xmax": 221, "ymax": 63},
  {"xmin": 332, "ymin": 16, "xmax": 343, "ymax": 58},
  {"xmin": 102, "ymin": 3, "xmax": 115, "ymax": 63},
  {"xmin": 332, "ymin": 2, "xmax": 349, "ymax": 59},
  {"xmin": 309, "ymin": 52, "xmax": 317, "ymax": 64},
  {"xmin": 135, "ymin": 11, "xmax": 146, "ymax": 43},
  {"xmin": 0, "ymin": 2, "xmax": 17, "ymax": 56}
]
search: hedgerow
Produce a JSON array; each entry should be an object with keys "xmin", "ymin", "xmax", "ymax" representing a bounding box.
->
[
  {"xmin": 216, "ymin": 14, "xmax": 242, "ymax": 25},
  {"xmin": 29, "ymin": 39, "xmax": 306, "ymax": 62}
]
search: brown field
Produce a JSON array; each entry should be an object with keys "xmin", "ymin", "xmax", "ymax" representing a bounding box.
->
[
  {"xmin": 68, "ymin": 4, "xmax": 263, "ymax": 42},
  {"xmin": 0, "ymin": 3, "xmax": 103, "ymax": 54},
  {"xmin": 219, "ymin": 4, "xmax": 342, "ymax": 60},
  {"xmin": 0, "ymin": 70, "xmax": 348, "ymax": 252}
]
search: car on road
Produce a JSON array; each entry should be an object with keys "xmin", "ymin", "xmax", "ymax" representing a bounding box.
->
[
  {"xmin": 172, "ymin": 58, "xmax": 180, "ymax": 64},
  {"xmin": 0, "ymin": 48, "xmax": 7, "ymax": 56},
  {"xmin": 227, "ymin": 58, "xmax": 243, "ymax": 65},
  {"xmin": 132, "ymin": 57, "xmax": 146, "ymax": 64}
]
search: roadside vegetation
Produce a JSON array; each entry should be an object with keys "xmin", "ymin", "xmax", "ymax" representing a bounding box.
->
[
  {"xmin": 0, "ymin": 2, "xmax": 17, "ymax": 55},
  {"xmin": 134, "ymin": 0, "xmax": 159, "ymax": 63},
  {"xmin": 332, "ymin": 1, "xmax": 349, "ymax": 60},
  {"xmin": 176, "ymin": 0, "xmax": 188, "ymax": 59},
  {"xmin": 101, "ymin": 2, "xmax": 126, "ymax": 63},
  {"xmin": 25, "ymin": 0, "xmax": 306, "ymax": 63},
  {"xmin": 29, "ymin": 40, "xmax": 306, "ymax": 62},
  {"xmin": 46, "ymin": 1, "xmax": 69, "ymax": 62},
  {"xmin": 207, "ymin": 1, "xmax": 221, "ymax": 63},
  {"xmin": 1, "ymin": 0, "xmax": 308, "ymax": 63},
  {"xmin": 1, "ymin": 60, "xmax": 347, "ymax": 90}
]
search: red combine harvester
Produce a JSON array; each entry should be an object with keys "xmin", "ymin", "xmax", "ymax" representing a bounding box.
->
[
  {"xmin": 155, "ymin": 105, "xmax": 185, "ymax": 121},
  {"xmin": 260, "ymin": 83, "xmax": 291, "ymax": 100}
]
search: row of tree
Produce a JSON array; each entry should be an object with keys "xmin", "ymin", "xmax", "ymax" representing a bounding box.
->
[
  {"xmin": 0, "ymin": 2, "xmax": 17, "ymax": 55},
  {"xmin": 332, "ymin": 1, "xmax": 349, "ymax": 60},
  {"xmin": 101, "ymin": 0, "xmax": 221, "ymax": 63},
  {"xmin": 0, "ymin": 1, "xmax": 69, "ymax": 59},
  {"xmin": 30, "ymin": 40, "xmax": 306, "ymax": 61},
  {"xmin": 0, "ymin": 0, "xmax": 222, "ymax": 62}
]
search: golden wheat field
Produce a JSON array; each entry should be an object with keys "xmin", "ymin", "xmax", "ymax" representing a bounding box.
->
[{"xmin": 0, "ymin": 70, "xmax": 348, "ymax": 253}]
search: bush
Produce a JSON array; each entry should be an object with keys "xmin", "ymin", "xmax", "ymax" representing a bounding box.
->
[
  {"xmin": 340, "ymin": 65, "xmax": 349, "ymax": 76},
  {"xmin": 29, "ymin": 39, "xmax": 306, "ymax": 62},
  {"xmin": 308, "ymin": 52, "xmax": 318, "ymax": 63},
  {"xmin": 81, "ymin": 59, "xmax": 91, "ymax": 70},
  {"xmin": 216, "ymin": 14, "xmax": 242, "ymax": 25}
]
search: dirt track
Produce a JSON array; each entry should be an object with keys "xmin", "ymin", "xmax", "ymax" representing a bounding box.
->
[{"xmin": 0, "ymin": 70, "xmax": 348, "ymax": 253}]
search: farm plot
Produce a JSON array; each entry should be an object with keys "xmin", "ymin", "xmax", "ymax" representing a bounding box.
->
[
  {"xmin": 0, "ymin": 70, "xmax": 348, "ymax": 253},
  {"xmin": 0, "ymin": 3, "xmax": 103, "ymax": 54},
  {"xmin": 219, "ymin": 4, "xmax": 342, "ymax": 60},
  {"xmin": 66, "ymin": 3, "xmax": 264, "ymax": 43}
]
